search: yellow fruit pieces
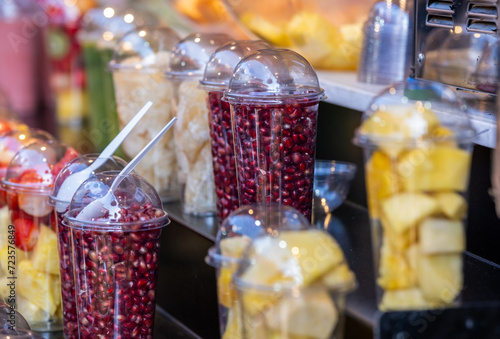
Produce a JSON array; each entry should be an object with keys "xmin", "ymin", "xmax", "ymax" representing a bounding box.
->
[
  {"xmin": 433, "ymin": 192, "xmax": 467, "ymax": 220},
  {"xmin": 31, "ymin": 225, "xmax": 60, "ymax": 275},
  {"xmin": 419, "ymin": 218, "xmax": 465, "ymax": 254}
]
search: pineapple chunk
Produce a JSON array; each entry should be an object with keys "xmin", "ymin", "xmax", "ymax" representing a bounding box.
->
[
  {"xmin": 241, "ymin": 13, "xmax": 291, "ymax": 47},
  {"xmin": 17, "ymin": 296, "xmax": 51, "ymax": 324},
  {"xmin": 31, "ymin": 225, "xmax": 60, "ymax": 275},
  {"xmin": 417, "ymin": 253, "xmax": 463, "ymax": 304},
  {"xmin": 265, "ymin": 289, "xmax": 337, "ymax": 339},
  {"xmin": 433, "ymin": 192, "xmax": 467, "ymax": 220},
  {"xmin": 381, "ymin": 193, "xmax": 439, "ymax": 234},
  {"xmin": 220, "ymin": 235, "xmax": 251, "ymax": 259},
  {"xmin": 217, "ymin": 263, "xmax": 238, "ymax": 309},
  {"xmin": 318, "ymin": 262, "xmax": 356, "ymax": 289},
  {"xmin": 419, "ymin": 218, "xmax": 465, "ymax": 254},
  {"xmin": 378, "ymin": 238, "xmax": 415, "ymax": 290},
  {"xmin": 380, "ymin": 210, "xmax": 417, "ymax": 252},
  {"xmin": 0, "ymin": 245, "xmax": 29, "ymax": 274},
  {"xmin": 222, "ymin": 307, "xmax": 242, "ymax": 339},
  {"xmin": 379, "ymin": 288, "xmax": 440, "ymax": 311},
  {"xmin": 398, "ymin": 146, "xmax": 471, "ymax": 192},
  {"xmin": 406, "ymin": 243, "xmax": 419, "ymax": 272},
  {"xmin": 17, "ymin": 260, "xmax": 61, "ymax": 315}
]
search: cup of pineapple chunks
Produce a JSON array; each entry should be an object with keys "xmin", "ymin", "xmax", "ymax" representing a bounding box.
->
[{"xmin": 353, "ymin": 79, "xmax": 476, "ymax": 311}]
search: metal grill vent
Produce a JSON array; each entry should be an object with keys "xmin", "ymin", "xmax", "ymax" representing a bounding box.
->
[
  {"xmin": 426, "ymin": 0, "xmax": 455, "ymax": 28},
  {"xmin": 466, "ymin": 2, "xmax": 498, "ymax": 35}
]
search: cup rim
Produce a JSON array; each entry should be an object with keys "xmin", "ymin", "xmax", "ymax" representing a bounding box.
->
[
  {"xmin": 223, "ymin": 89, "xmax": 326, "ymax": 105},
  {"xmin": 1, "ymin": 178, "xmax": 52, "ymax": 195},
  {"xmin": 205, "ymin": 246, "xmax": 242, "ymax": 268},
  {"xmin": 314, "ymin": 160, "xmax": 357, "ymax": 180}
]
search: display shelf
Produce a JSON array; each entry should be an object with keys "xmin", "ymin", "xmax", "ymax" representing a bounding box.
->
[{"xmin": 317, "ymin": 71, "xmax": 497, "ymax": 149}]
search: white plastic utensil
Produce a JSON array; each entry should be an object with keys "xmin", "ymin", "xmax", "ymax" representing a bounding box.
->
[
  {"xmin": 76, "ymin": 116, "xmax": 178, "ymax": 220},
  {"xmin": 55, "ymin": 101, "xmax": 153, "ymax": 209}
]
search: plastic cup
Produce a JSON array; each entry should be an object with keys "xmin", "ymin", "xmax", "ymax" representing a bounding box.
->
[
  {"xmin": 0, "ymin": 140, "xmax": 79, "ymax": 331},
  {"xmin": 233, "ymin": 220, "xmax": 356, "ymax": 338},
  {"xmin": 199, "ymin": 40, "xmax": 272, "ymax": 223},
  {"xmin": 223, "ymin": 48, "xmax": 325, "ymax": 221},
  {"xmin": 109, "ymin": 26, "xmax": 181, "ymax": 203},
  {"xmin": 63, "ymin": 171, "xmax": 170, "ymax": 338},
  {"xmin": 48, "ymin": 154, "xmax": 128, "ymax": 339},
  {"xmin": 166, "ymin": 33, "xmax": 233, "ymax": 216},
  {"xmin": 353, "ymin": 79, "xmax": 476, "ymax": 311}
]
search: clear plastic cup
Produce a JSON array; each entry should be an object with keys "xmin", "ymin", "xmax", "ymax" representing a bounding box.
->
[
  {"xmin": 0, "ymin": 140, "xmax": 79, "ymax": 331},
  {"xmin": 63, "ymin": 171, "xmax": 170, "ymax": 338},
  {"xmin": 0, "ymin": 298, "xmax": 44, "ymax": 338},
  {"xmin": 205, "ymin": 203, "xmax": 312, "ymax": 337},
  {"xmin": 48, "ymin": 155, "xmax": 128, "ymax": 339},
  {"xmin": 353, "ymin": 79, "xmax": 476, "ymax": 311},
  {"xmin": 223, "ymin": 48, "xmax": 325, "ymax": 222},
  {"xmin": 109, "ymin": 26, "xmax": 181, "ymax": 203},
  {"xmin": 233, "ymin": 217, "xmax": 356, "ymax": 338},
  {"xmin": 166, "ymin": 33, "xmax": 233, "ymax": 216},
  {"xmin": 199, "ymin": 40, "xmax": 272, "ymax": 223}
]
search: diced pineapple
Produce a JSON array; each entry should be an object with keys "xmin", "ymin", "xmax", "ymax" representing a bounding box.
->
[
  {"xmin": 419, "ymin": 218, "xmax": 465, "ymax": 254},
  {"xmin": 241, "ymin": 13, "xmax": 291, "ymax": 47},
  {"xmin": 398, "ymin": 146, "xmax": 472, "ymax": 192},
  {"xmin": 222, "ymin": 307, "xmax": 242, "ymax": 339},
  {"xmin": 265, "ymin": 289, "xmax": 337, "ymax": 339},
  {"xmin": 17, "ymin": 296, "xmax": 51, "ymax": 324},
  {"xmin": 380, "ymin": 210, "xmax": 417, "ymax": 252},
  {"xmin": 430, "ymin": 126, "xmax": 457, "ymax": 147},
  {"xmin": 381, "ymin": 193, "xmax": 439, "ymax": 234},
  {"xmin": 379, "ymin": 288, "xmax": 440, "ymax": 311},
  {"xmin": 377, "ymin": 239, "xmax": 415, "ymax": 290},
  {"xmin": 416, "ymin": 253, "xmax": 463, "ymax": 304},
  {"xmin": 406, "ymin": 244, "xmax": 419, "ymax": 272},
  {"xmin": 220, "ymin": 235, "xmax": 251, "ymax": 259},
  {"xmin": 217, "ymin": 263, "xmax": 238, "ymax": 309},
  {"xmin": 17, "ymin": 260, "xmax": 61, "ymax": 315},
  {"xmin": 31, "ymin": 225, "xmax": 59, "ymax": 275},
  {"xmin": 0, "ymin": 245, "xmax": 29, "ymax": 274},
  {"xmin": 318, "ymin": 262, "xmax": 356, "ymax": 289},
  {"xmin": 433, "ymin": 192, "xmax": 467, "ymax": 220}
]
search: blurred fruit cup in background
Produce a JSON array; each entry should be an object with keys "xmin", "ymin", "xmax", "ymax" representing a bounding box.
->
[
  {"xmin": 0, "ymin": 140, "xmax": 78, "ymax": 331},
  {"xmin": 49, "ymin": 154, "xmax": 128, "ymax": 339},
  {"xmin": 166, "ymin": 33, "xmax": 233, "ymax": 216},
  {"xmin": 199, "ymin": 39, "xmax": 271, "ymax": 223},
  {"xmin": 353, "ymin": 79, "xmax": 476, "ymax": 311},
  {"xmin": 109, "ymin": 25, "xmax": 181, "ymax": 203},
  {"xmin": 222, "ymin": 0, "xmax": 378, "ymax": 70},
  {"xmin": 78, "ymin": 5, "xmax": 160, "ymax": 153},
  {"xmin": 224, "ymin": 48, "xmax": 325, "ymax": 222},
  {"xmin": 63, "ymin": 172, "xmax": 170, "ymax": 338},
  {"xmin": 233, "ymin": 213, "xmax": 356, "ymax": 338}
]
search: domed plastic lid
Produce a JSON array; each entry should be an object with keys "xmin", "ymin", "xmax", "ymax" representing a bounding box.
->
[
  {"xmin": 65, "ymin": 171, "xmax": 169, "ymax": 228},
  {"xmin": 353, "ymin": 79, "xmax": 476, "ymax": 149},
  {"xmin": 206, "ymin": 203, "xmax": 312, "ymax": 267},
  {"xmin": 199, "ymin": 40, "xmax": 272, "ymax": 91},
  {"xmin": 108, "ymin": 25, "xmax": 180, "ymax": 72},
  {"xmin": 166, "ymin": 33, "xmax": 233, "ymax": 80},
  {"xmin": 223, "ymin": 48, "xmax": 326, "ymax": 104},
  {"xmin": 49, "ymin": 155, "xmax": 129, "ymax": 213},
  {"xmin": 78, "ymin": 6, "xmax": 159, "ymax": 47},
  {"xmin": 2, "ymin": 141, "xmax": 79, "ymax": 194}
]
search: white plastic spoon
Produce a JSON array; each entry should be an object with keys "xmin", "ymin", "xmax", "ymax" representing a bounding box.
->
[
  {"xmin": 76, "ymin": 116, "xmax": 177, "ymax": 220},
  {"xmin": 55, "ymin": 101, "xmax": 153, "ymax": 210}
]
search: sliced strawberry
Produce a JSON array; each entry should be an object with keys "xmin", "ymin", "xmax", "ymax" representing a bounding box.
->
[
  {"xmin": 51, "ymin": 147, "xmax": 79, "ymax": 177},
  {"xmin": 12, "ymin": 169, "xmax": 44, "ymax": 184},
  {"xmin": 6, "ymin": 191, "xmax": 18, "ymax": 211},
  {"xmin": 14, "ymin": 217, "xmax": 39, "ymax": 251}
]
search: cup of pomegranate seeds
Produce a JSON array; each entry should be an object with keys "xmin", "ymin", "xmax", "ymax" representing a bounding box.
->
[
  {"xmin": 165, "ymin": 32, "xmax": 232, "ymax": 216},
  {"xmin": 49, "ymin": 155, "xmax": 128, "ymax": 339},
  {"xmin": 223, "ymin": 49, "xmax": 326, "ymax": 221},
  {"xmin": 205, "ymin": 203, "xmax": 314, "ymax": 338},
  {"xmin": 109, "ymin": 26, "xmax": 181, "ymax": 203},
  {"xmin": 199, "ymin": 40, "xmax": 271, "ymax": 224},
  {"xmin": 0, "ymin": 140, "xmax": 79, "ymax": 332},
  {"xmin": 63, "ymin": 171, "xmax": 170, "ymax": 338}
]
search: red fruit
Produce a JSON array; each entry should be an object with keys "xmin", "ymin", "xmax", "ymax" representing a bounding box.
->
[
  {"xmin": 14, "ymin": 169, "xmax": 44, "ymax": 184},
  {"xmin": 52, "ymin": 147, "xmax": 79, "ymax": 177},
  {"xmin": 6, "ymin": 191, "xmax": 18, "ymax": 211},
  {"xmin": 50, "ymin": 211, "xmax": 57, "ymax": 232},
  {"xmin": 14, "ymin": 217, "xmax": 39, "ymax": 251}
]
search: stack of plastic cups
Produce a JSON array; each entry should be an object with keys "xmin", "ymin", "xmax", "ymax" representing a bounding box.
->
[
  {"xmin": 63, "ymin": 172, "xmax": 170, "ymax": 338},
  {"xmin": 109, "ymin": 26, "xmax": 181, "ymax": 202},
  {"xmin": 353, "ymin": 79, "xmax": 476, "ymax": 311},
  {"xmin": 165, "ymin": 33, "xmax": 233, "ymax": 216},
  {"xmin": 223, "ymin": 49, "xmax": 325, "ymax": 221},
  {"xmin": 199, "ymin": 40, "xmax": 272, "ymax": 223},
  {"xmin": 48, "ymin": 155, "xmax": 128, "ymax": 339},
  {"xmin": 0, "ymin": 141, "xmax": 79, "ymax": 332}
]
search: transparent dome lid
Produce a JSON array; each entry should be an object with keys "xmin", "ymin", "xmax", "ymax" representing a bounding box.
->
[
  {"xmin": 108, "ymin": 25, "xmax": 180, "ymax": 72},
  {"xmin": 199, "ymin": 40, "xmax": 272, "ymax": 91},
  {"xmin": 206, "ymin": 203, "xmax": 311, "ymax": 267},
  {"xmin": 353, "ymin": 79, "xmax": 476, "ymax": 148},
  {"xmin": 223, "ymin": 48, "xmax": 326, "ymax": 104},
  {"xmin": 49, "ymin": 155, "xmax": 129, "ymax": 213},
  {"xmin": 78, "ymin": 6, "xmax": 160, "ymax": 48},
  {"xmin": 65, "ymin": 171, "xmax": 169, "ymax": 227},
  {"xmin": 166, "ymin": 33, "xmax": 233, "ymax": 80},
  {"xmin": 2, "ymin": 141, "xmax": 79, "ymax": 194}
]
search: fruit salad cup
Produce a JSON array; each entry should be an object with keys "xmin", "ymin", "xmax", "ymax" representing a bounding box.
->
[
  {"xmin": 206, "ymin": 203, "xmax": 313, "ymax": 338},
  {"xmin": 199, "ymin": 40, "xmax": 271, "ymax": 223},
  {"xmin": 49, "ymin": 155, "xmax": 128, "ymax": 339},
  {"xmin": 233, "ymin": 223, "xmax": 356, "ymax": 338},
  {"xmin": 0, "ymin": 140, "xmax": 78, "ymax": 331},
  {"xmin": 166, "ymin": 33, "xmax": 232, "ymax": 216},
  {"xmin": 109, "ymin": 26, "xmax": 181, "ymax": 203},
  {"xmin": 223, "ymin": 49, "xmax": 325, "ymax": 221},
  {"xmin": 353, "ymin": 79, "xmax": 476, "ymax": 311},
  {"xmin": 63, "ymin": 172, "xmax": 170, "ymax": 338}
]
